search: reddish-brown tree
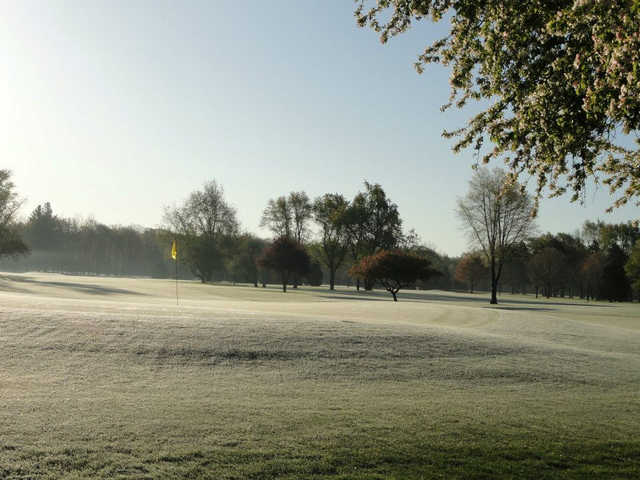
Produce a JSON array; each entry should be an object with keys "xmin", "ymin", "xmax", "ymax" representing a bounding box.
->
[
  {"xmin": 349, "ymin": 250, "xmax": 440, "ymax": 301},
  {"xmin": 454, "ymin": 253, "xmax": 486, "ymax": 294}
]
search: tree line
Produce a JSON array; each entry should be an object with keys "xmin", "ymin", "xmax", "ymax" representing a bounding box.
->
[
  {"xmin": 1, "ymin": 167, "xmax": 638, "ymax": 303},
  {"xmin": 455, "ymin": 220, "xmax": 640, "ymax": 302}
]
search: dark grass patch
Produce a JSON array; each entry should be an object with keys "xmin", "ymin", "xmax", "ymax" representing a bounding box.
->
[
  {"xmin": 3, "ymin": 438, "xmax": 639, "ymax": 479},
  {"xmin": 28, "ymin": 331, "xmax": 616, "ymax": 386},
  {"xmin": 132, "ymin": 333, "xmax": 531, "ymax": 364}
]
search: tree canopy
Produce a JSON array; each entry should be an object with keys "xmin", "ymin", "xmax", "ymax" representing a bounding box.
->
[
  {"xmin": 356, "ymin": 0, "xmax": 640, "ymax": 211},
  {"xmin": 349, "ymin": 250, "xmax": 440, "ymax": 301}
]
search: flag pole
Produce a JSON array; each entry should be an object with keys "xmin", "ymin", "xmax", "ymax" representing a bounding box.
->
[
  {"xmin": 171, "ymin": 238, "xmax": 179, "ymax": 306},
  {"xmin": 175, "ymin": 239, "xmax": 179, "ymax": 306}
]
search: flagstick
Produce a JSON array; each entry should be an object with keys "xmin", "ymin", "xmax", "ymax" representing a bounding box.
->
[{"xmin": 175, "ymin": 241, "xmax": 179, "ymax": 306}]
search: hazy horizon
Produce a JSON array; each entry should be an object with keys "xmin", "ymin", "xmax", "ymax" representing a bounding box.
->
[{"xmin": 3, "ymin": 1, "xmax": 638, "ymax": 257}]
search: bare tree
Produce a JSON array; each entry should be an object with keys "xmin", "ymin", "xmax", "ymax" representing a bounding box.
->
[
  {"xmin": 164, "ymin": 180, "xmax": 239, "ymax": 282},
  {"xmin": 261, "ymin": 192, "xmax": 312, "ymax": 288},
  {"xmin": 288, "ymin": 191, "xmax": 313, "ymax": 245},
  {"xmin": 457, "ymin": 168, "xmax": 536, "ymax": 304},
  {"xmin": 312, "ymin": 193, "xmax": 350, "ymax": 290},
  {"xmin": 260, "ymin": 196, "xmax": 292, "ymax": 239}
]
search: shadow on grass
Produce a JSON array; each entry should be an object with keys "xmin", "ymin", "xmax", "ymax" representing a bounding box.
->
[
  {"xmin": 319, "ymin": 290, "xmax": 613, "ymax": 311},
  {"xmin": 0, "ymin": 274, "xmax": 147, "ymax": 296},
  {"xmin": 320, "ymin": 288, "xmax": 613, "ymax": 308},
  {"xmin": 484, "ymin": 306, "xmax": 555, "ymax": 312},
  {"xmin": 320, "ymin": 294, "xmax": 389, "ymax": 302}
]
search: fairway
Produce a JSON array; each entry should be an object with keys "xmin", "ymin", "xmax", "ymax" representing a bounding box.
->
[{"xmin": 1, "ymin": 272, "xmax": 639, "ymax": 479}]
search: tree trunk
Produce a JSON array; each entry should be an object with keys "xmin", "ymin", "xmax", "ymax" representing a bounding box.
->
[
  {"xmin": 490, "ymin": 256, "xmax": 498, "ymax": 304},
  {"xmin": 329, "ymin": 268, "xmax": 335, "ymax": 290},
  {"xmin": 282, "ymin": 272, "xmax": 288, "ymax": 292},
  {"xmin": 356, "ymin": 278, "xmax": 360, "ymax": 291},
  {"xmin": 391, "ymin": 291, "xmax": 397, "ymax": 301}
]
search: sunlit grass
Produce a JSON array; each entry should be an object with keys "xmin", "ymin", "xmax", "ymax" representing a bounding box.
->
[{"xmin": 1, "ymin": 272, "xmax": 639, "ymax": 478}]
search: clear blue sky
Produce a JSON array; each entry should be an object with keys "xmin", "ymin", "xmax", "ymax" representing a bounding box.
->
[{"xmin": 2, "ymin": 1, "xmax": 638, "ymax": 256}]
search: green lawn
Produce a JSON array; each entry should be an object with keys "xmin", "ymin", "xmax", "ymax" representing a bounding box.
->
[{"xmin": 1, "ymin": 273, "xmax": 639, "ymax": 479}]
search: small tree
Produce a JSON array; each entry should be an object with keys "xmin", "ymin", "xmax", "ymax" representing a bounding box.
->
[
  {"xmin": 454, "ymin": 252, "xmax": 486, "ymax": 294},
  {"xmin": 349, "ymin": 250, "xmax": 440, "ymax": 301},
  {"xmin": 258, "ymin": 237, "xmax": 310, "ymax": 292}
]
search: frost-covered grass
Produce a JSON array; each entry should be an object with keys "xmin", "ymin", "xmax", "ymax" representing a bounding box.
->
[{"xmin": 1, "ymin": 272, "xmax": 639, "ymax": 479}]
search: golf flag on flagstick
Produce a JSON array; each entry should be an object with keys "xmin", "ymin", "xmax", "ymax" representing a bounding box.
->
[{"xmin": 171, "ymin": 239, "xmax": 179, "ymax": 305}]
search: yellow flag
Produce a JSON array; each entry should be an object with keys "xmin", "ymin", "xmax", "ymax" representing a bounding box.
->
[{"xmin": 171, "ymin": 240, "xmax": 177, "ymax": 260}]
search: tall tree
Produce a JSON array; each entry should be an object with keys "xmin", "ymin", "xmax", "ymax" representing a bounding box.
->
[
  {"xmin": 528, "ymin": 233, "xmax": 587, "ymax": 297},
  {"xmin": 581, "ymin": 252, "xmax": 605, "ymax": 301},
  {"xmin": 24, "ymin": 202, "xmax": 60, "ymax": 251},
  {"xmin": 344, "ymin": 182, "xmax": 403, "ymax": 290},
  {"xmin": 312, "ymin": 193, "xmax": 350, "ymax": 290},
  {"xmin": 457, "ymin": 168, "xmax": 536, "ymax": 304},
  {"xmin": 164, "ymin": 180, "xmax": 239, "ymax": 283},
  {"xmin": 601, "ymin": 244, "xmax": 632, "ymax": 302},
  {"xmin": 500, "ymin": 241, "xmax": 531, "ymax": 294},
  {"xmin": 260, "ymin": 196, "xmax": 292, "ymax": 239},
  {"xmin": 288, "ymin": 191, "xmax": 313, "ymax": 245},
  {"xmin": 288, "ymin": 191, "xmax": 312, "ymax": 288},
  {"xmin": 625, "ymin": 239, "xmax": 640, "ymax": 301},
  {"xmin": 528, "ymin": 247, "xmax": 568, "ymax": 299},
  {"xmin": 343, "ymin": 191, "xmax": 369, "ymax": 291},
  {"xmin": 355, "ymin": 1, "xmax": 640, "ymax": 211},
  {"xmin": 362, "ymin": 181, "xmax": 402, "ymax": 255},
  {"xmin": 0, "ymin": 170, "xmax": 29, "ymax": 260}
]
